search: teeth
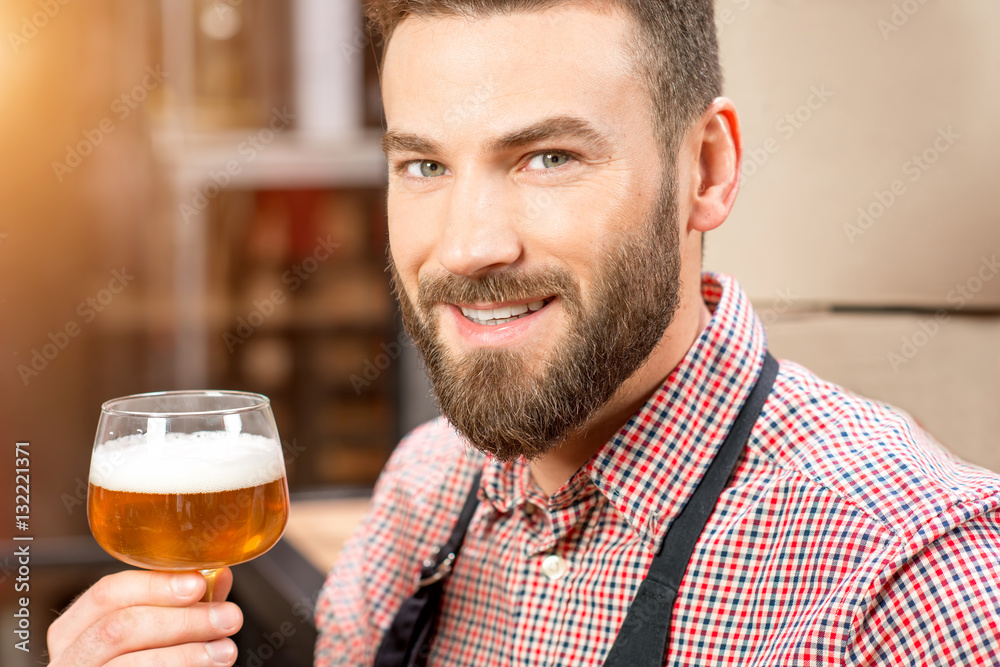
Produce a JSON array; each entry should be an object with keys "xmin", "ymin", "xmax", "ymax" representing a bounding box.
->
[{"xmin": 459, "ymin": 299, "xmax": 550, "ymax": 325}]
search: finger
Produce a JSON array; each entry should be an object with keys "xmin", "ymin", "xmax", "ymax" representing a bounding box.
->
[
  {"xmin": 101, "ymin": 639, "xmax": 238, "ymax": 667},
  {"xmin": 54, "ymin": 601, "xmax": 242, "ymax": 667},
  {"xmin": 209, "ymin": 568, "xmax": 234, "ymax": 602},
  {"xmin": 49, "ymin": 570, "xmax": 207, "ymax": 657}
]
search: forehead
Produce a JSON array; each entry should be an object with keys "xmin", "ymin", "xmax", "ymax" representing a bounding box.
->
[{"xmin": 380, "ymin": 5, "xmax": 648, "ymax": 147}]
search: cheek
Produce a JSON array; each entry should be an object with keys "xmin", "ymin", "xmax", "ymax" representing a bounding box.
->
[
  {"xmin": 519, "ymin": 183, "xmax": 612, "ymax": 251},
  {"xmin": 523, "ymin": 179, "xmax": 647, "ymax": 280},
  {"xmin": 387, "ymin": 192, "xmax": 437, "ymax": 288}
]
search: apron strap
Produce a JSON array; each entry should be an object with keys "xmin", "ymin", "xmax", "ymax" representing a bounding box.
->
[
  {"xmin": 373, "ymin": 472, "xmax": 482, "ymax": 667},
  {"xmin": 602, "ymin": 352, "xmax": 779, "ymax": 666},
  {"xmin": 375, "ymin": 352, "xmax": 779, "ymax": 667}
]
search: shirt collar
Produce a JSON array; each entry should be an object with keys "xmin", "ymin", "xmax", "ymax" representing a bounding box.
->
[{"xmin": 480, "ymin": 272, "xmax": 768, "ymax": 549}]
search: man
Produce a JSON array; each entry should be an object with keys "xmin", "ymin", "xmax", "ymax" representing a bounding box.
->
[{"xmin": 49, "ymin": 1, "xmax": 1000, "ymax": 665}]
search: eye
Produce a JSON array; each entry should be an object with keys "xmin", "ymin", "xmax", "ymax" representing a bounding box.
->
[
  {"xmin": 526, "ymin": 152, "xmax": 573, "ymax": 170},
  {"xmin": 405, "ymin": 160, "xmax": 448, "ymax": 178}
]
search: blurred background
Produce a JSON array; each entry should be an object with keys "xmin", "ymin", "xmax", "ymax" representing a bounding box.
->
[{"xmin": 0, "ymin": 0, "xmax": 997, "ymax": 664}]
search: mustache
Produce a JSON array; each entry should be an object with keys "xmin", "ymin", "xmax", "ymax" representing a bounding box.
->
[{"xmin": 414, "ymin": 267, "xmax": 580, "ymax": 310}]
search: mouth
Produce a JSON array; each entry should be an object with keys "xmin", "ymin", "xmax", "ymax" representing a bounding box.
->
[{"xmin": 457, "ymin": 297, "xmax": 555, "ymax": 326}]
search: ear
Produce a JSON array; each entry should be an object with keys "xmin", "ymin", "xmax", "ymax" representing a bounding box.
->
[{"xmin": 684, "ymin": 97, "xmax": 742, "ymax": 234}]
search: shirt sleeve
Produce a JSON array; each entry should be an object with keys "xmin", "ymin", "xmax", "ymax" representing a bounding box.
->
[
  {"xmin": 311, "ymin": 476, "xmax": 394, "ymax": 666},
  {"xmin": 312, "ymin": 437, "xmax": 424, "ymax": 666},
  {"xmin": 312, "ymin": 420, "xmax": 468, "ymax": 666},
  {"xmin": 846, "ymin": 510, "xmax": 1000, "ymax": 666}
]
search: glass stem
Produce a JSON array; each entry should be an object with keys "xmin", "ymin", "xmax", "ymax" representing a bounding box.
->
[{"xmin": 200, "ymin": 568, "xmax": 220, "ymax": 603}]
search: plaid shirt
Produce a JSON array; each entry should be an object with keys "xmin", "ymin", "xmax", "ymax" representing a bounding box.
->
[{"xmin": 315, "ymin": 273, "xmax": 1000, "ymax": 666}]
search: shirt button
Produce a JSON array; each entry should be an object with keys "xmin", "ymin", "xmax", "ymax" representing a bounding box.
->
[{"xmin": 541, "ymin": 554, "xmax": 568, "ymax": 580}]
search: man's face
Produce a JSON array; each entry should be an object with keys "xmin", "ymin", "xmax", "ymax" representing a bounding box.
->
[{"xmin": 382, "ymin": 5, "xmax": 682, "ymax": 461}]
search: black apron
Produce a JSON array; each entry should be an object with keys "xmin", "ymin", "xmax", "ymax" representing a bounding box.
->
[{"xmin": 375, "ymin": 353, "xmax": 779, "ymax": 667}]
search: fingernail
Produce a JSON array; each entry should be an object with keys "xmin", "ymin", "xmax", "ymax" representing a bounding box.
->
[
  {"xmin": 209, "ymin": 603, "xmax": 241, "ymax": 631},
  {"xmin": 205, "ymin": 638, "xmax": 236, "ymax": 664},
  {"xmin": 171, "ymin": 575, "xmax": 199, "ymax": 598}
]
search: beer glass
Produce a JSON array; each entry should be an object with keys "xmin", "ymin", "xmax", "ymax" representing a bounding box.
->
[{"xmin": 88, "ymin": 390, "xmax": 290, "ymax": 602}]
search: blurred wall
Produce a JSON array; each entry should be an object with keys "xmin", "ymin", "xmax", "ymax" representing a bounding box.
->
[
  {"xmin": 0, "ymin": 0, "xmax": 163, "ymax": 539},
  {"xmin": 0, "ymin": 4, "xmax": 166, "ymax": 664},
  {"xmin": 707, "ymin": 0, "xmax": 1000, "ymax": 468}
]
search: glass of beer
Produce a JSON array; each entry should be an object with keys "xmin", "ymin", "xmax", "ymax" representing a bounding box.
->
[{"xmin": 88, "ymin": 390, "xmax": 290, "ymax": 601}]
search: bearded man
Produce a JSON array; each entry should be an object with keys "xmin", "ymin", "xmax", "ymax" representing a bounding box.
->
[{"xmin": 49, "ymin": 1, "xmax": 1000, "ymax": 666}]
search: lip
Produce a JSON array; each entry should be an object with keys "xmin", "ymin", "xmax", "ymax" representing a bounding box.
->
[
  {"xmin": 447, "ymin": 297, "xmax": 557, "ymax": 348},
  {"xmin": 452, "ymin": 296, "xmax": 554, "ymax": 310}
]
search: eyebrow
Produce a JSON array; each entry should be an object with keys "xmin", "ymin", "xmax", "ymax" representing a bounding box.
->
[
  {"xmin": 489, "ymin": 116, "xmax": 611, "ymax": 155},
  {"xmin": 380, "ymin": 132, "xmax": 443, "ymax": 158},
  {"xmin": 380, "ymin": 115, "xmax": 612, "ymax": 159}
]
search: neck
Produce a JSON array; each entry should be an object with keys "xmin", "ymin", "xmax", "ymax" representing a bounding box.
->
[{"xmin": 528, "ymin": 290, "xmax": 712, "ymax": 497}]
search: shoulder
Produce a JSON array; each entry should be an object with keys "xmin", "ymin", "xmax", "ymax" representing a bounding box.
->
[
  {"xmin": 753, "ymin": 358, "xmax": 1000, "ymax": 549},
  {"xmin": 357, "ymin": 416, "xmax": 485, "ymax": 558},
  {"xmin": 378, "ymin": 416, "xmax": 484, "ymax": 502},
  {"xmin": 743, "ymin": 359, "xmax": 1000, "ymax": 661},
  {"xmin": 385, "ymin": 415, "xmax": 471, "ymax": 470},
  {"xmin": 360, "ymin": 415, "xmax": 486, "ymax": 590},
  {"xmin": 314, "ymin": 417, "xmax": 484, "ymax": 665}
]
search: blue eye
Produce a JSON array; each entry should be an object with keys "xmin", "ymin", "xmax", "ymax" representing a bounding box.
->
[
  {"xmin": 527, "ymin": 152, "xmax": 573, "ymax": 170},
  {"xmin": 406, "ymin": 160, "xmax": 447, "ymax": 178}
]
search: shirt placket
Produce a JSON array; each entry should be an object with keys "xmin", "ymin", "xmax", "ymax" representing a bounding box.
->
[
  {"xmin": 517, "ymin": 466, "xmax": 599, "ymax": 581},
  {"xmin": 505, "ymin": 467, "xmax": 603, "ymax": 664}
]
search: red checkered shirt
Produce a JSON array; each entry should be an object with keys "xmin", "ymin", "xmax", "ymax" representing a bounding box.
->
[{"xmin": 314, "ymin": 273, "xmax": 1000, "ymax": 666}]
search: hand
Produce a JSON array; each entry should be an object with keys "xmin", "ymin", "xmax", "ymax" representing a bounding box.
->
[{"xmin": 47, "ymin": 568, "xmax": 243, "ymax": 666}]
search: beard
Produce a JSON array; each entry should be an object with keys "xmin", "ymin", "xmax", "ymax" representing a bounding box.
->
[{"xmin": 390, "ymin": 175, "xmax": 682, "ymax": 463}]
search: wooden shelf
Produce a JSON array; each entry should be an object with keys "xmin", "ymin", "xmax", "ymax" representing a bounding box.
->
[{"xmin": 154, "ymin": 129, "xmax": 387, "ymax": 189}]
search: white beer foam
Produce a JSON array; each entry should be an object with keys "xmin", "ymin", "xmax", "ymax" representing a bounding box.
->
[{"xmin": 90, "ymin": 431, "xmax": 285, "ymax": 494}]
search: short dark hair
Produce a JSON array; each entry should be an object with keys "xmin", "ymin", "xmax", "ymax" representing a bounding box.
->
[{"xmin": 364, "ymin": 0, "xmax": 722, "ymax": 158}]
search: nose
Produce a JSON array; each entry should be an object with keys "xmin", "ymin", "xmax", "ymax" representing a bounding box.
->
[{"xmin": 436, "ymin": 170, "xmax": 523, "ymax": 277}]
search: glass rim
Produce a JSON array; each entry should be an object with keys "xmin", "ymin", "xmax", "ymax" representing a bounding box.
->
[{"xmin": 100, "ymin": 390, "xmax": 271, "ymax": 418}]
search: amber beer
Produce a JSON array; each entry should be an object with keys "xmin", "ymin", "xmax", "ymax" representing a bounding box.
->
[{"xmin": 88, "ymin": 431, "xmax": 289, "ymax": 571}]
